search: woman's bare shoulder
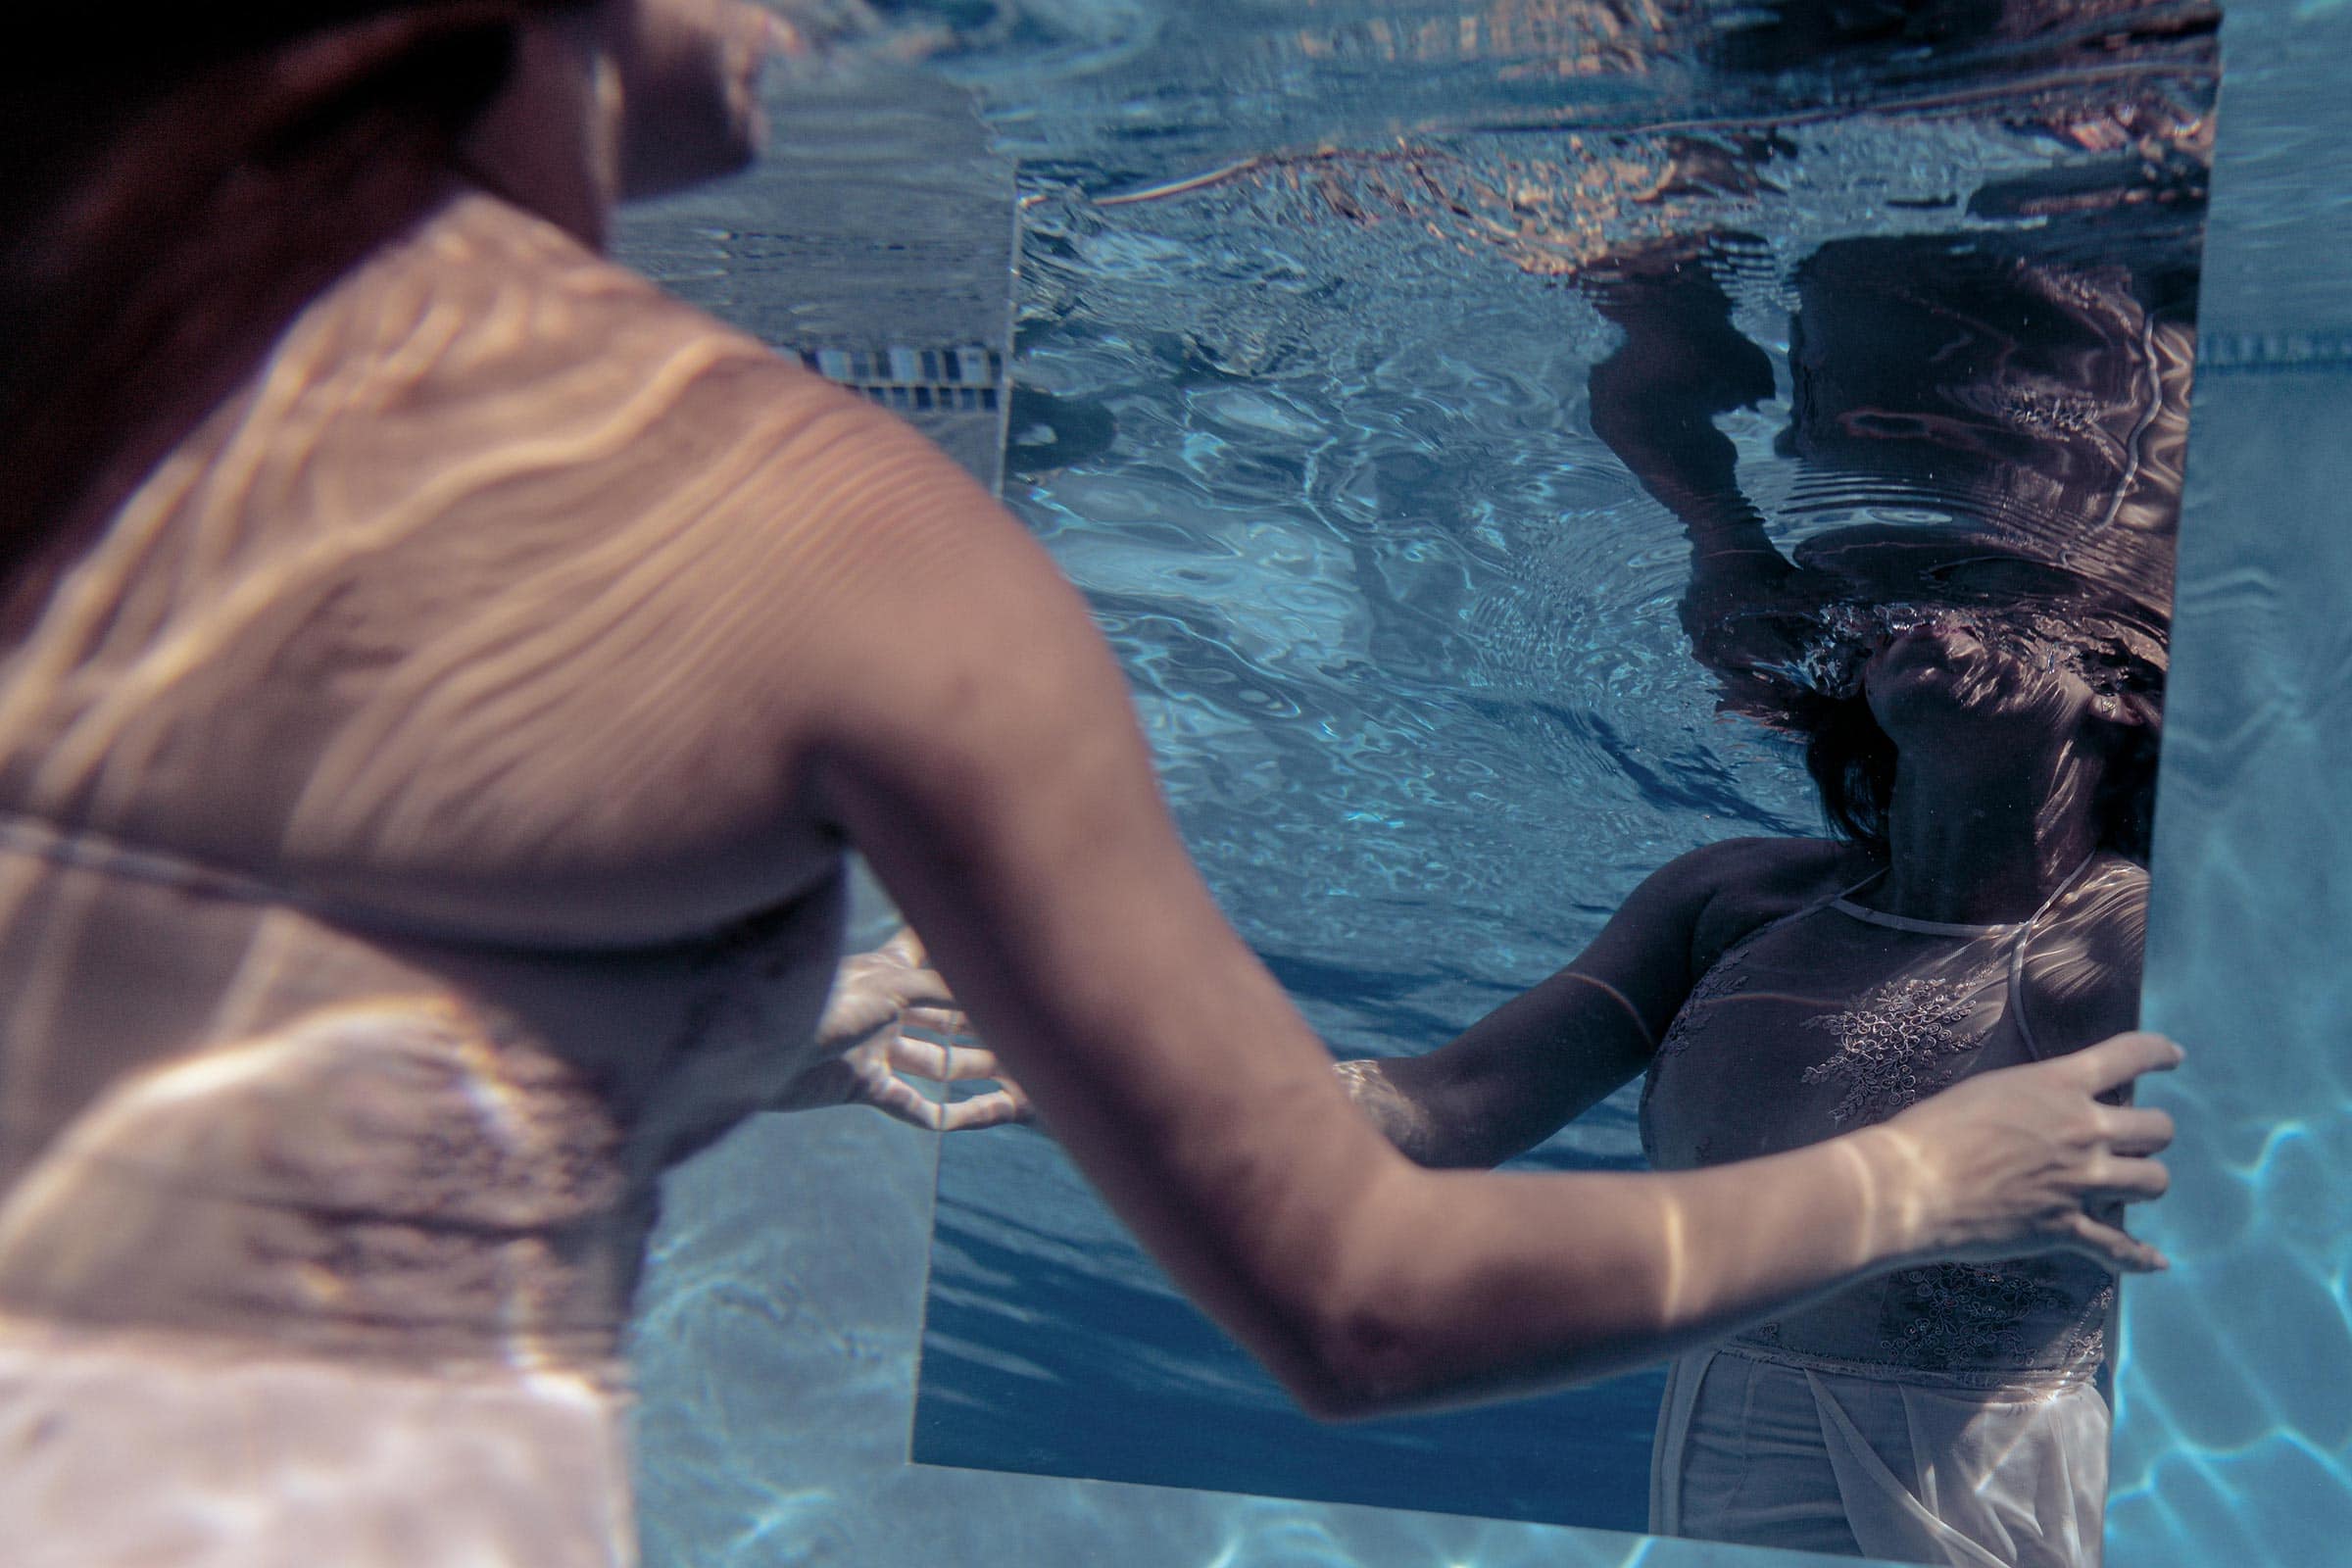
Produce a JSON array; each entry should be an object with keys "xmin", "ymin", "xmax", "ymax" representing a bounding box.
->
[
  {"xmin": 1657, "ymin": 834, "xmax": 1874, "ymax": 901},
  {"xmin": 390, "ymin": 191, "xmax": 863, "ymax": 427},
  {"xmin": 410, "ymin": 194, "xmax": 990, "ymax": 546},
  {"xmin": 1656, "ymin": 836, "xmax": 1879, "ymax": 960}
]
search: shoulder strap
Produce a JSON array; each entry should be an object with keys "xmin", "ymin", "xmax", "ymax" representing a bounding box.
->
[
  {"xmin": 0, "ymin": 810, "xmax": 287, "ymax": 908},
  {"xmin": 1698, "ymin": 862, "xmax": 1870, "ymax": 977},
  {"xmin": 2007, "ymin": 851, "xmax": 2105, "ymax": 1059}
]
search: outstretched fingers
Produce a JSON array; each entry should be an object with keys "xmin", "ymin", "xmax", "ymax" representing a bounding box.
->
[
  {"xmin": 884, "ymin": 1034, "xmax": 1006, "ymax": 1083},
  {"xmin": 2090, "ymin": 1152, "xmax": 2172, "ymax": 1203},
  {"xmin": 934, "ymin": 1085, "xmax": 1034, "ymax": 1132},
  {"xmin": 2097, "ymin": 1102, "xmax": 2177, "ymax": 1158},
  {"xmin": 876, "ymin": 963, "xmax": 956, "ymax": 1012},
  {"xmin": 2077, "ymin": 1036, "xmax": 2179, "ymax": 1201},
  {"xmin": 2064, "ymin": 1061, "xmax": 2178, "ymax": 1268},
  {"xmin": 2069, "ymin": 1031, "xmax": 2185, "ymax": 1097},
  {"xmin": 869, "ymin": 1033, "xmax": 1037, "ymax": 1131},
  {"xmin": 875, "ymin": 925, "xmax": 928, "ymax": 969},
  {"xmin": 2058, "ymin": 1208, "xmax": 2170, "ymax": 1274},
  {"xmin": 858, "ymin": 1070, "xmax": 1034, "ymax": 1133},
  {"xmin": 858, "ymin": 1073, "xmax": 956, "ymax": 1132},
  {"xmin": 866, "ymin": 927, "xmax": 957, "ymax": 1011},
  {"xmin": 903, "ymin": 1004, "xmax": 973, "ymax": 1040}
]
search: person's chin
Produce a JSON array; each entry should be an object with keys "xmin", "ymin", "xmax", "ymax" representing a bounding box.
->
[
  {"xmin": 1867, "ymin": 663, "xmax": 1994, "ymax": 741},
  {"xmin": 1863, "ymin": 650, "xmax": 1950, "ymax": 701}
]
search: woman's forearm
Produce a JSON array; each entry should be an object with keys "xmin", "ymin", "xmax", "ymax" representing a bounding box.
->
[
  {"xmin": 1300, "ymin": 1125, "xmax": 1925, "ymax": 1417},
  {"xmin": 1332, "ymin": 953, "xmax": 1676, "ymax": 1172},
  {"xmin": 1305, "ymin": 1027, "xmax": 2174, "ymax": 1420}
]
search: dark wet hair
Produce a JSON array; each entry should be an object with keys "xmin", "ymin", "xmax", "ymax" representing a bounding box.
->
[
  {"xmin": 0, "ymin": 0, "xmax": 586, "ymax": 621},
  {"xmin": 1798, "ymin": 676, "xmax": 2163, "ymax": 863},
  {"xmin": 1798, "ymin": 693, "xmax": 1900, "ymax": 853}
]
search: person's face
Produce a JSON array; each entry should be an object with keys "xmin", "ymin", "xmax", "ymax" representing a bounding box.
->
[
  {"xmin": 1861, "ymin": 615, "xmax": 2105, "ymax": 753},
  {"xmin": 1789, "ymin": 530, "xmax": 2154, "ymax": 738}
]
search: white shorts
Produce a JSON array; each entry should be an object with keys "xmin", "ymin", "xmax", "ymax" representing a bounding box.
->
[{"xmin": 1651, "ymin": 1344, "xmax": 2109, "ymax": 1567}]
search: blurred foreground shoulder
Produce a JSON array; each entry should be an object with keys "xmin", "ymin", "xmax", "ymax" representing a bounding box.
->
[{"xmin": 0, "ymin": 189, "xmax": 1033, "ymax": 945}]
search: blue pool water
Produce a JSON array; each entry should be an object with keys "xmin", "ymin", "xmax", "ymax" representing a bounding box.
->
[
  {"xmin": 897, "ymin": 0, "xmax": 2209, "ymax": 1535},
  {"xmin": 612, "ymin": 2, "xmax": 2352, "ymax": 1564}
]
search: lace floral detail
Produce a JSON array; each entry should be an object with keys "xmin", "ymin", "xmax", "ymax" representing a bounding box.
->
[
  {"xmin": 1658, "ymin": 959, "xmax": 1750, "ymax": 1056},
  {"xmin": 1799, "ymin": 977, "xmax": 1980, "ymax": 1124},
  {"xmin": 2062, "ymin": 1282, "xmax": 2116, "ymax": 1370},
  {"xmin": 1883, "ymin": 1262, "xmax": 2079, "ymax": 1370}
]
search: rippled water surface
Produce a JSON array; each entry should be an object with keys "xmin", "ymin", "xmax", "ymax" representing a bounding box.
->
[
  {"xmin": 612, "ymin": 1, "xmax": 2251, "ymax": 1559},
  {"xmin": 882, "ymin": 0, "xmax": 2216, "ymax": 1532}
]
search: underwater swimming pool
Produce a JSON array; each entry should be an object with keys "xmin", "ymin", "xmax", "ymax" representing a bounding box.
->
[{"xmin": 615, "ymin": 2, "xmax": 2350, "ymax": 1563}]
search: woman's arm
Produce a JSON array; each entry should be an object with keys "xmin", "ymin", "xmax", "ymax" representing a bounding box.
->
[
  {"xmin": 754, "ymin": 387, "xmax": 2173, "ymax": 1419},
  {"xmin": 1583, "ymin": 241, "xmax": 1832, "ymax": 712},
  {"xmin": 1335, "ymin": 842, "xmax": 1760, "ymax": 1169}
]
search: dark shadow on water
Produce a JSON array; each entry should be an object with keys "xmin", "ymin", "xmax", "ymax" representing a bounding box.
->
[{"xmin": 913, "ymin": 1196, "xmax": 1661, "ymax": 1532}]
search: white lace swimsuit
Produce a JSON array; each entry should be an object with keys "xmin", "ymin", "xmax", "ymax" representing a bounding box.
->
[{"xmin": 1639, "ymin": 854, "xmax": 2132, "ymax": 1566}]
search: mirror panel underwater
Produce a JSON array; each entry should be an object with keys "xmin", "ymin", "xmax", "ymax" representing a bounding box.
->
[{"xmin": 912, "ymin": 0, "xmax": 2209, "ymax": 1545}]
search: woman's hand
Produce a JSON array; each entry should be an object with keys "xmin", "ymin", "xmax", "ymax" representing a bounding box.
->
[
  {"xmin": 776, "ymin": 928, "xmax": 1034, "ymax": 1131},
  {"xmin": 1873, "ymin": 1030, "xmax": 2181, "ymax": 1272}
]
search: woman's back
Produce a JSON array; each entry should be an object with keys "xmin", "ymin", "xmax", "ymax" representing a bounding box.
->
[{"xmin": 0, "ymin": 189, "xmax": 883, "ymax": 1377}]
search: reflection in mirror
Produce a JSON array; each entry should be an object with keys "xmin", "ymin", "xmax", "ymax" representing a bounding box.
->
[{"xmin": 915, "ymin": 0, "xmax": 2213, "ymax": 1556}]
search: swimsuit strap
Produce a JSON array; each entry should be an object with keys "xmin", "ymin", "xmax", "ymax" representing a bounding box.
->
[
  {"xmin": 0, "ymin": 808, "xmax": 839, "ymax": 955},
  {"xmin": 2007, "ymin": 851, "xmax": 2105, "ymax": 1060},
  {"xmin": 0, "ymin": 810, "xmax": 290, "ymax": 909},
  {"xmin": 1830, "ymin": 850, "xmax": 2099, "ymax": 941},
  {"xmin": 1690, "ymin": 854, "xmax": 1925, "ymax": 987},
  {"xmin": 1832, "ymin": 874, "xmax": 2020, "ymax": 937},
  {"xmin": 1827, "ymin": 850, "xmax": 2103, "ymax": 1059},
  {"xmin": 0, "ymin": 810, "xmax": 521, "ymax": 951}
]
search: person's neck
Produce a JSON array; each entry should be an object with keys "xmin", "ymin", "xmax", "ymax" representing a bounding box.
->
[{"xmin": 1872, "ymin": 744, "xmax": 2101, "ymax": 926}]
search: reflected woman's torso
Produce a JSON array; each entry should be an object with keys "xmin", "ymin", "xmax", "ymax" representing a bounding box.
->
[
  {"xmin": 1589, "ymin": 226, "xmax": 2177, "ymax": 1565},
  {"xmin": 1643, "ymin": 851, "xmax": 2146, "ymax": 1382}
]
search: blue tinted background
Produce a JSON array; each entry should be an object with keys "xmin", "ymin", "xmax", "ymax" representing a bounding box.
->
[
  {"xmin": 617, "ymin": 1, "xmax": 2351, "ymax": 1562},
  {"xmin": 2110, "ymin": 0, "xmax": 2352, "ymax": 1557}
]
